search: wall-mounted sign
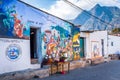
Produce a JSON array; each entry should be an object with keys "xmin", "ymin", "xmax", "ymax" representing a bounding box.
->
[{"xmin": 6, "ymin": 44, "xmax": 21, "ymax": 61}]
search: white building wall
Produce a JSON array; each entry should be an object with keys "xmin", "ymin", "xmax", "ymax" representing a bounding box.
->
[
  {"xmin": 0, "ymin": 38, "xmax": 40, "ymax": 74},
  {"xmin": 81, "ymin": 31, "xmax": 108, "ymax": 59},
  {"xmin": 85, "ymin": 33, "xmax": 91, "ymax": 58},
  {"xmin": 108, "ymin": 35, "xmax": 120, "ymax": 54},
  {"xmin": 90, "ymin": 31, "xmax": 108, "ymax": 57}
]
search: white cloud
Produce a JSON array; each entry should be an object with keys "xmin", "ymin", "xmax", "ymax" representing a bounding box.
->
[
  {"xmin": 42, "ymin": 0, "xmax": 120, "ymax": 20},
  {"xmin": 45, "ymin": 0, "xmax": 81, "ymax": 20},
  {"xmin": 69, "ymin": 0, "xmax": 96, "ymax": 10}
]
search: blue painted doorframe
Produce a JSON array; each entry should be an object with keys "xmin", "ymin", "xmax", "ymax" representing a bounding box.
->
[{"xmin": 80, "ymin": 37, "xmax": 84, "ymax": 58}]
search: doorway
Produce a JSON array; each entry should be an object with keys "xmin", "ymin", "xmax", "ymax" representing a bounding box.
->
[
  {"xmin": 79, "ymin": 37, "xmax": 85, "ymax": 58},
  {"xmin": 101, "ymin": 39, "xmax": 104, "ymax": 56},
  {"xmin": 30, "ymin": 28, "xmax": 38, "ymax": 64}
]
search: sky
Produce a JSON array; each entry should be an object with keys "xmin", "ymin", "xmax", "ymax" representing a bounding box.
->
[{"xmin": 20, "ymin": 0, "xmax": 120, "ymax": 20}]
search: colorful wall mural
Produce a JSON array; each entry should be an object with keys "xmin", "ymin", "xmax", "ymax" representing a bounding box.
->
[
  {"xmin": 72, "ymin": 26, "xmax": 80, "ymax": 60},
  {"xmin": 39, "ymin": 16, "xmax": 73, "ymax": 64},
  {"xmin": 0, "ymin": 0, "xmax": 74, "ymax": 63},
  {"xmin": 0, "ymin": 0, "xmax": 30, "ymax": 39},
  {"xmin": 41, "ymin": 20, "xmax": 73, "ymax": 63}
]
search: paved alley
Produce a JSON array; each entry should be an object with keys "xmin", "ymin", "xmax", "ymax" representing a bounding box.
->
[{"xmin": 29, "ymin": 60, "xmax": 120, "ymax": 80}]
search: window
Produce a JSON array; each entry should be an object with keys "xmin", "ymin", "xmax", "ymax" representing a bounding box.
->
[{"xmin": 111, "ymin": 42, "xmax": 113, "ymax": 46}]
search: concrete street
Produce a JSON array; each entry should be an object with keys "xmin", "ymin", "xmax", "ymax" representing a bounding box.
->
[{"xmin": 29, "ymin": 60, "xmax": 120, "ymax": 80}]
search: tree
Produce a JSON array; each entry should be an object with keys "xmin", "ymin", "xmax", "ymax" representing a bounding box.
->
[{"xmin": 112, "ymin": 28, "xmax": 120, "ymax": 34}]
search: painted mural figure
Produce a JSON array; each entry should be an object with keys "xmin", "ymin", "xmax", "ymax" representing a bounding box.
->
[
  {"xmin": 3, "ymin": 6, "xmax": 16, "ymax": 29},
  {"xmin": 0, "ymin": 5, "xmax": 16, "ymax": 37},
  {"xmin": 0, "ymin": 1, "xmax": 30, "ymax": 39},
  {"xmin": 92, "ymin": 42, "xmax": 100, "ymax": 57},
  {"xmin": 46, "ymin": 36, "xmax": 57, "ymax": 55},
  {"xmin": 13, "ymin": 14, "xmax": 23, "ymax": 38},
  {"xmin": 93, "ymin": 44, "xmax": 99, "ymax": 57},
  {"xmin": 43, "ymin": 34, "xmax": 47, "ymax": 43}
]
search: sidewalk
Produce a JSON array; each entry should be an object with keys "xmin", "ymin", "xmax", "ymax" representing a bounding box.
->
[
  {"xmin": 29, "ymin": 60, "xmax": 120, "ymax": 80},
  {"xmin": 0, "ymin": 68, "xmax": 49, "ymax": 80},
  {"xmin": 0, "ymin": 58, "xmax": 107, "ymax": 80}
]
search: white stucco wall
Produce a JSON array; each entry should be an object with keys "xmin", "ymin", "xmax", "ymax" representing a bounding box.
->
[
  {"xmin": 0, "ymin": 38, "xmax": 40, "ymax": 74},
  {"xmin": 108, "ymin": 35, "xmax": 120, "ymax": 55},
  {"xmin": 90, "ymin": 31, "xmax": 108, "ymax": 57},
  {"xmin": 81, "ymin": 31, "xmax": 108, "ymax": 59}
]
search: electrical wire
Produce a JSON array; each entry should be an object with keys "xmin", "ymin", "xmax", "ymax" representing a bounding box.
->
[
  {"xmin": 63, "ymin": 0, "xmax": 117, "ymax": 30},
  {"xmin": 86, "ymin": 0, "xmax": 95, "ymax": 6},
  {"xmin": 63, "ymin": 0, "xmax": 113, "ymax": 25}
]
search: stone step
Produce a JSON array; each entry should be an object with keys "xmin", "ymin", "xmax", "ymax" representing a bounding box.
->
[{"xmin": 0, "ymin": 68, "xmax": 49, "ymax": 80}]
